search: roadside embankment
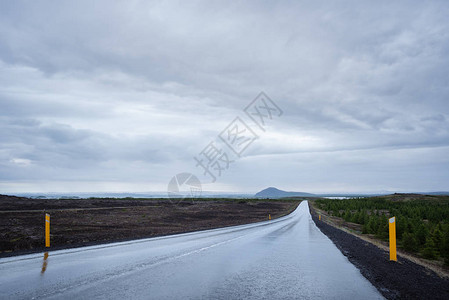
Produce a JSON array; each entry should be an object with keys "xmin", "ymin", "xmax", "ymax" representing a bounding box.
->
[{"xmin": 309, "ymin": 203, "xmax": 449, "ymax": 300}]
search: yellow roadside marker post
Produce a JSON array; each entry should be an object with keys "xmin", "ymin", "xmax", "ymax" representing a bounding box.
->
[
  {"xmin": 389, "ymin": 216, "xmax": 397, "ymax": 261},
  {"xmin": 45, "ymin": 213, "xmax": 50, "ymax": 247},
  {"xmin": 269, "ymin": 214, "xmax": 271, "ymax": 220},
  {"xmin": 319, "ymin": 214, "xmax": 321, "ymax": 221}
]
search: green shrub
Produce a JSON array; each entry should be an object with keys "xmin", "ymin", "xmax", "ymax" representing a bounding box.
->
[
  {"xmin": 314, "ymin": 196, "xmax": 449, "ymax": 260},
  {"xmin": 402, "ymin": 232, "xmax": 418, "ymax": 252},
  {"xmin": 422, "ymin": 237, "xmax": 438, "ymax": 260}
]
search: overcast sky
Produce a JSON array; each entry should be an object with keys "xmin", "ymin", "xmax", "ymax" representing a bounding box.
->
[{"xmin": 1, "ymin": 1, "xmax": 448, "ymax": 194}]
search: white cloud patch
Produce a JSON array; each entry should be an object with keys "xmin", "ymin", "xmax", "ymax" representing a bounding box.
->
[{"xmin": 10, "ymin": 158, "xmax": 31, "ymax": 166}]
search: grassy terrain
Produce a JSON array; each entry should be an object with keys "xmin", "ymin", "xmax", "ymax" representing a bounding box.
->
[{"xmin": 313, "ymin": 194, "xmax": 449, "ymax": 264}]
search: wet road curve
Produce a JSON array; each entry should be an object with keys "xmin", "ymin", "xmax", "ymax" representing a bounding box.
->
[{"xmin": 0, "ymin": 201, "xmax": 383, "ymax": 299}]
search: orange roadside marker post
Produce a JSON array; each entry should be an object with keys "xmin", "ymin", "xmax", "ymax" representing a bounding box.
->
[
  {"xmin": 269, "ymin": 214, "xmax": 271, "ymax": 220},
  {"xmin": 45, "ymin": 213, "xmax": 50, "ymax": 247},
  {"xmin": 389, "ymin": 216, "xmax": 397, "ymax": 261}
]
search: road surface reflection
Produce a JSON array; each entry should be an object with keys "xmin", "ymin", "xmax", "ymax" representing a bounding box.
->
[{"xmin": 41, "ymin": 252, "xmax": 49, "ymax": 275}]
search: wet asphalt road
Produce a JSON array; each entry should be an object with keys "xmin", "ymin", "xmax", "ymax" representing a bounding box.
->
[{"xmin": 0, "ymin": 201, "xmax": 383, "ymax": 299}]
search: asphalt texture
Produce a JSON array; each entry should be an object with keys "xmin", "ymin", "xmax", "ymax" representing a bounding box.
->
[{"xmin": 0, "ymin": 201, "xmax": 382, "ymax": 299}]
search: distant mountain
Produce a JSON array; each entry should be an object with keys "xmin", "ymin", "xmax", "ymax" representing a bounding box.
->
[{"xmin": 255, "ymin": 187, "xmax": 315, "ymax": 198}]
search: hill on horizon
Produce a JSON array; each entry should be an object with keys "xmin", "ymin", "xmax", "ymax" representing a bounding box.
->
[{"xmin": 255, "ymin": 187, "xmax": 315, "ymax": 198}]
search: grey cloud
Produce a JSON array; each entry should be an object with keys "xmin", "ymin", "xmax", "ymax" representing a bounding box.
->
[
  {"xmin": 1, "ymin": 1, "xmax": 448, "ymax": 193},
  {"xmin": 0, "ymin": 114, "xmax": 204, "ymax": 182}
]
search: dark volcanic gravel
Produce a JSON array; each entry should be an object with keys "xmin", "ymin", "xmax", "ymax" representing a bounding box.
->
[
  {"xmin": 310, "ymin": 206, "xmax": 449, "ymax": 299},
  {"xmin": 0, "ymin": 195, "xmax": 299, "ymax": 257}
]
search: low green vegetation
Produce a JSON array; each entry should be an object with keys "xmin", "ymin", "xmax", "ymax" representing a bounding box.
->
[{"xmin": 314, "ymin": 195, "xmax": 449, "ymax": 264}]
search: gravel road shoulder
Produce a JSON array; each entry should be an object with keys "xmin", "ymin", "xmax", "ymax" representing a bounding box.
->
[{"xmin": 310, "ymin": 205, "xmax": 449, "ymax": 299}]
